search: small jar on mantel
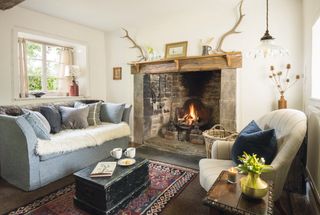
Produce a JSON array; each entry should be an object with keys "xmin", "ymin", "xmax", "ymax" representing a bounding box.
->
[{"xmin": 278, "ymin": 91, "xmax": 287, "ymax": 109}]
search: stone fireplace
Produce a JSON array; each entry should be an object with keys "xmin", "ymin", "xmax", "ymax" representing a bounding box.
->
[{"xmin": 131, "ymin": 53, "xmax": 242, "ymax": 156}]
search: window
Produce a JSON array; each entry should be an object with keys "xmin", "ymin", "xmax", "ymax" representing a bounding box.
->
[
  {"xmin": 17, "ymin": 36, "xmax": 76, "ymax": 98},
  {"xmin": 26, "ymin": 40, "xmax": 62, "ymax": 92},
  {"xmin": 22, "ymin": 39, "xmax": 72, "ymax": 95},
  {"xmin": 15, "ymin": 31, "xmax": 88, "ymax": 100},
  {"xmin": 312, "ymin": 17, "xmax": 320, "ymax": 99}
]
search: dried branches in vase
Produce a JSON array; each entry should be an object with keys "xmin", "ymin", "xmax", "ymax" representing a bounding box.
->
[{"xmin": 269, "ymin": 64, "xmax": 301, "ymax": 109}]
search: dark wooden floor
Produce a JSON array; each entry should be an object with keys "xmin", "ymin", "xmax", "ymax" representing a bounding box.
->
[{"xmin": 0, "ymin": 146, "xmax": 318, "ymax": 215}]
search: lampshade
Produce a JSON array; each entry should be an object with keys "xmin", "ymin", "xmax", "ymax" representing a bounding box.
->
[
  {"xmin": 250, "ymin": 39, "xmax": 288, "ymax": 58},
  {"xmin": 64, "ymin": 65, "xmax": 80, "ymax": 77}
]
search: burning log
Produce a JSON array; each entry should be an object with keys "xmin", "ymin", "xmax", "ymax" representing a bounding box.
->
[{"xmin": 177, "ymin": 103, "xmax": 200, "ymax": 126}]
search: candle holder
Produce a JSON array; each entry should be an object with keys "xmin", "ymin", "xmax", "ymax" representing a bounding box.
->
[{"xmin": 227, "ymin": 167, "xmax": 238, "ymax": 184}]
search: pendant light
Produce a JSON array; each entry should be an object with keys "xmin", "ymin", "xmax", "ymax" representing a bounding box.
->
[{"xmin": 251, "ymin": 0, "xmax": 288, "ymax": 58}]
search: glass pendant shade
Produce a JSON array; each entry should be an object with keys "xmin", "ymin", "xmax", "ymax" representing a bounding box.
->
[
  {"xmin": 251, "ymin": 38, "xmax": 288, "ymax": 58},
  {"xmin": 249, "ymin": 0, "xmax": 288, "ymax": 58}
]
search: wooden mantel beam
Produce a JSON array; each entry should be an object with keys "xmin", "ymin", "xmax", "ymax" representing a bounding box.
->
[
  {"xmin": 0, "ymin": 0, "xmax": 25, "ymax": 10},
  {"xmin": 130, "ymin": 52, "xmax": 242, "ymax": 74}
]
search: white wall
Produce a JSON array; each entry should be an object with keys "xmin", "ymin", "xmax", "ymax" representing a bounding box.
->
[
  {"xmin": 105, "ymin": 0, "xmax": 303, "ymax": 131},
  {"xmin": 0, "ymin": 7, "xmax": 107, "ymax": 105},
  {"xmin": 302, "ymin": 0, "xmax": 320, "ymax": 197},
  {"xmin": 105, "ymin": 30, "xmax": 138, "ymax": 130}
]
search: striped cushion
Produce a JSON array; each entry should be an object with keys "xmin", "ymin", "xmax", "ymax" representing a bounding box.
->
[
  {"xmin": 23, "ymin": 112, "xmax": 51, "ymax": 140},
  {"xmin": 74, "ymin": 101, "xmax": 102, "ymax": 126}
]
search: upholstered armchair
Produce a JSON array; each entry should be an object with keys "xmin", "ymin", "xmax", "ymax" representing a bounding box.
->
[{"xmin": 199, "ymin": 109, "xmax": 307, "ymax": 201}]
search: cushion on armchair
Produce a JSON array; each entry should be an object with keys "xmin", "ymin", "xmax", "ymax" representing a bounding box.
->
[{"xmin": 231, "ymin": 120, "xmax": 277, "ymax": 165}]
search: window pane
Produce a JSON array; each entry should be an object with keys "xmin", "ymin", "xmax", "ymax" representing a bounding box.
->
[
  {"xmin": 28, "ymin": 76, "xmax": 42, "ymax": 91},
  {"xmin": 46, "ymin": 62, "xmax": 60, "ymax": 91},
  {"xmin": 47, "ymin": 62, "xmax": 60, "ymax": 77},
  {"xmin": 27, "ymin": 60, "xmax": 42, "ymax": 91},
  {"xmin": 47, "ymin": 77, "xmax": 58, "ymax": 91},
  {"xmin": 26, "ymin": 41, "xmax": 42, "ymax": 60},
  {"xmin": 46, "ymin": 46, "xmax": 61, "ymax": 62}
]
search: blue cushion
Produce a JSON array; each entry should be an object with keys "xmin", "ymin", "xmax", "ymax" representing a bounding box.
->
[
  {"xmin": 122, "ymin": 104, "xmax": 132, "ymax": 123},
  {"xmin": 231, "ymin": 120, "xmax": 277, "ymax": 165},
  {"xmin": 239, "ymin": 120, "xmax": 261, "ymax": 134},
  {"xmin": 23, "ymin": 112, "xmax": 51, "ymax": 140},
  {"xmin": 59, "ymin": 106, "xmax": 90, "ymax": 129},
  {"xmin": 40, "ymin": 106, "xmax": 62, "ymax": 134},
  {"xmin": 22, "ymin": 109, "xmax": 51, "ymax": 133},
  {"xmin": 100, "ymin": 103, "xmax": 125, "ymax": 124}
]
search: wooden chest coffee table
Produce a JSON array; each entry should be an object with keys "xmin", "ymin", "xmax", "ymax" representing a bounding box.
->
[
  {"xmin": 203, "ymin": 170, "xmax": 273, "ymax": 215},
  {"xmin": 74, "ymin": 157, "xmax": 149, "ymax": 215}
]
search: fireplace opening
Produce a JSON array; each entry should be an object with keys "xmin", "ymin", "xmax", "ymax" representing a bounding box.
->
[
  {"xmin": 175, "ymin": 98, "xmax": 211, "ymax": 129},
  {"xmin": 161, "ymin": 98, "xmax": 211, "ymax": 144}
]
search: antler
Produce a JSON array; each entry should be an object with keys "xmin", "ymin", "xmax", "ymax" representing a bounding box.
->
[
  {"xmin": 216, "ymin": 0, "xmax": 245, "ymax": 53},
  {"xmin": 121, "ymin": 28, "xmax": 147, "ymax": 62}
]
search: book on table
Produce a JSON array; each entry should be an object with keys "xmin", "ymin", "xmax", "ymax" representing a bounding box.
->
[{"xmin": 90, "ymin": 162, "xmax": 117, "ymax": 178}]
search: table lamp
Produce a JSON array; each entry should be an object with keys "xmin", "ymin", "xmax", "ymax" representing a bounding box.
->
[{"xmin": 65, "ymin": 65, "xmax": 80, "ymax": 96}]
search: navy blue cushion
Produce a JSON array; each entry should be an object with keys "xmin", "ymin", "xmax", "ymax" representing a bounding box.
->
[
  {"xmin": 239, "ymin": 120, "xmax": 261, "ymax": 134},
  {"xmin": 231, "ymin": 121, "xmax": 277, "ymax": 165},
  {"xmin": 40, "ymin": 106, "xmax": 62, "ymax": 134}
]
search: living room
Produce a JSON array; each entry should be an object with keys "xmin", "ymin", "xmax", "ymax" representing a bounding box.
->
[{"xmin": 0, "ymin": 0, "xmax": 319, "ymax": 214}]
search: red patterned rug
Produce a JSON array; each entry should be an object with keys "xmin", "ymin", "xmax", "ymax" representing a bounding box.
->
[{"xmin": 8, "ymin": 160, "xmax": 198, "ymax": 215}]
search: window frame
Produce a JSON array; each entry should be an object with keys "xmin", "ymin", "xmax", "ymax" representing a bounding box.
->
[
  {"xmin": 311, "ymin": 16, "xmax": 320, "ymax": 101},
  {"xmin": 23, "ymin": 39, "xmax": 73, "ymax": 96}
]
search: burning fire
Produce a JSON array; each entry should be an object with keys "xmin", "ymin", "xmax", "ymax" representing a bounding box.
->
[{"xmin": 182, "ymin": 103, "xmax": 199, "ymax": 125}]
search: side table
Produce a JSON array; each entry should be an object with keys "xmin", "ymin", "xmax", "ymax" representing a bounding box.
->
[{"xmin": 203, "ymin": 170, "xmax": 273, "ymax": 215}]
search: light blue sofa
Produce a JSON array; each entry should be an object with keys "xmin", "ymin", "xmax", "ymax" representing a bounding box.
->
[{"xmin": 0, "ymin": 101, "xmax": 131, "ymax": 191}]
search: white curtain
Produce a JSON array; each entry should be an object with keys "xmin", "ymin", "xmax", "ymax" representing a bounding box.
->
[
  {"xmin": 18, "ymin": 38, "xmax": 29, "ymax": 98},
  {"xmin": 58, "ymin": 47, "xmax": 74, "ymax": 95}
]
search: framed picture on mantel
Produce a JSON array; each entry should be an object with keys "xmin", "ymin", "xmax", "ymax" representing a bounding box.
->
[
  {"xmin": 113, "ymin": 67, "xmax": 122, "ymax": 80},
  {"xmin": 165, "ymin": 41, "xmax": 188, "ymax": 59}
]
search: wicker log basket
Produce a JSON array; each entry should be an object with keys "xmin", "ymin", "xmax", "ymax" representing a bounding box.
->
[{"xmin": 203, "ymin": 124, "xmax": 238, "ymax": 158}]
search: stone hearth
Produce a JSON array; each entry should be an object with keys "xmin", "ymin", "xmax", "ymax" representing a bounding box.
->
[
  {"xmin": 131, "ymin": 53, "xmax": 242, "ymax": 156},
  {"xmin": 144, "ymin": 137, "xmax": 206, "ymax": 157}
]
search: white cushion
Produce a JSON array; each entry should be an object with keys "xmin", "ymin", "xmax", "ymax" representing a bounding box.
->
[
  {"xmin": 36, "ymin": 122, "xmax": 130, "ymax": 157},
  {"xmin": 199, "ymin": 158, "xmax": 234, "ymax": 191}
]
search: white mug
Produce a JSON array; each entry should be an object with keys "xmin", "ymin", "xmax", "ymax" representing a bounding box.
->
[
  {"xmin": 110, "ymin": 148, "xmax": 122, "ymax": 159},
  {"xmin": 124, "ymin": 147, "xmax": 136, "ymax": 158}
]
